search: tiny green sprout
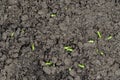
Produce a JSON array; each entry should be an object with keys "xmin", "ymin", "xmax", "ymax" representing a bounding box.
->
[
  {"xmin": 10, "ymin": 32, "xmax": 14, "ymax": 37},
  {"xmin": 31, "ymin": 43, "xmax": 35, "ymax": 51},
  {"xmin": 21, "ymin": 29, "xmax": 25, "ymax": 33},
  {"xmin": 107, "ymin": 36, "xmax": 112, "ymax": 40},
  {"xmin": 50, "ymin": 13, "xmax": 56, "ymax": 17},
  {"xmin": 69, "ymin": 68, "xmax": 72, "ymax": 71},
  {"xmin": 96, "ymin": 49, "xmax": 104, "ymax": 55},
  {"xmin": 78, "ymin": 64, "xmax": 85, "ymax": 69},
  {"xmin": 88, "ymin": 40, "xmax": 94, "ymax": 43},
  {"xmin": 100, "ymin": 51, "xmax": 104, "ymax": 55},
  {"xmin": 64, "ymin": 46, "xmax": 73, "ymax": 52},
  {"xmin": 96, "ymin": 49, "xmax": 99, "ymax": 53},
  {"xmin": 45, "ymin": 62, "xmax": 53, "ymax": 66},
  {"xmin": 97, "ymin": 31, "xmax": 102, "ymax": 38}
]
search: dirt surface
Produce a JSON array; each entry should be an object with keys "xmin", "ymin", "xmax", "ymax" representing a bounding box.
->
[{"xmin": 0, "ymin": 0, "xmax": 120, "ymax": 80}]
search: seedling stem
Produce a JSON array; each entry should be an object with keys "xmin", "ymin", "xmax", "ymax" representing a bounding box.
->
[
  {"xmin": 97, "ymin": 31, "xmax": 102, "ymax": 38},
  {"xmin": 78, "ymin": 64, "xmax": 85, "ymax": 69}
]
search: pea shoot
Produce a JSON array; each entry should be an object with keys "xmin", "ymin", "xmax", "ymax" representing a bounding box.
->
[
  {"xmin": 88, "ymin": 40, "xmax": 95, "ymax": 43},
  {"xmin": 106, "ymin": 35, "xmax": 112, "ymax": 40},
  {"xmin": 64, "ymin": 46, "xmax": 73, "ymax": 52},
  {"xmin": 45, "ymin": 62, "xmax": 53, "ymax": 66},
  {"xmin": 50, "ymin": 13, "xmax": 56, "ymax": 17},
  {"xmin": 97, "ymin": 31, "xmax": 102, "ymax": 38},
  {"xmin": 78, "ymin": 64, "xmax": 85, "ymax": 69},
  {"xmin": 31, "ymin": 43, "xmax": 35, "ymax": 51}
]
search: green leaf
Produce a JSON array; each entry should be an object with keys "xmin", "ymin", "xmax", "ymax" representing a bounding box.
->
[
  {"xmin": 45, "ymin": 62, "xmax": 53, "ymax": 66},
  {"xmin": 78, "ymin": 64, "xmax": 85, "ymax": 69},
  {"xmin": 88, "ymin": 40, "xmax": 94, "ymax": 43},
  {"xmin": 107, "ymin": 36, "xmax": 112, "ymax": 40},
  {"xmin": 11, "ymin": 32, "xmax": 14, "ymax": 37},
  {"xmin": 100, "ymin": 51, "xmax": 104, "ymax": 55},
  {"xmin": 64, "ymin": 46, "xmax": 73, "ymax": 52},
  {"xmin": 31, "ymin": 43, "xmax": 35, "ymax": 51},
  {"xmin": 69, "ymin": 68, "xmax": 72, "ymax": 71},
  {"xmin": 97, "ymin": 31, "xmax": 102, "ymax": 38},
  {"xmin": 50, "ymin": 13, "xmax": 56, "ymax": 17}
]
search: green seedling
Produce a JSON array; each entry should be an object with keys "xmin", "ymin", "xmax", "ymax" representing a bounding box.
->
[
  {"xmin": 96, "ymin": 49, "xmax": 104, "ymax": 55},
  {"xmin": 106, "ymin": 36, "xmax": 112, "ymax": 40},
  {"xmin": 21, "ymin": 29, "xmax": 25, "ymax": 33},
  {"xmin": 69, "ymin": 68, "xmax": 72, "ymax": 71},
  {"xmin": 100, "ymin": 51, "xmax": 104, "ymax": 55},
  {"xmin": 64, "ymin": 46, "xmax": 73, "ymax": 52},
  {"xmin": 31, "ymin": 43, "xmax": 35, "ymax": 51},
  {"xmin": 78, "ymin": 64, "xmax": 85, "ymax": 69},
  {"xmin": 88, "ymin": 40, "xmax": 94, "ymax": 43},
  {"xmin": 50, "ymin": 13, "xmax": 56, "ymax": 17},
  {"xmin": 45, "ymin": 62, "xmax": 53, "ymax": 66},
  {"xmin": 96, "ymin": 49, "xmax": 99, "ymax": 53},
  {"xmin": 10, "ymin": 32, "xmax": 14, "ymax": 37},
  {"xmin": 97, "ymin": 31, "xmax": 102, "ymax": 38}
]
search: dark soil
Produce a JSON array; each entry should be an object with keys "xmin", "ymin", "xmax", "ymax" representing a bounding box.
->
[{"xmin": 0, "ymin": 0, "xmax": 120, "ymax": 80}]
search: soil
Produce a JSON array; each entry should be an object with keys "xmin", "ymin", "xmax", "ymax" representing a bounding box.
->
[{"xmin": 0, "ymin": 0, "xmax": 120, "ymax": 80}]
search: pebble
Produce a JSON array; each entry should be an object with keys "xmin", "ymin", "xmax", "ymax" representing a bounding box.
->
[
  {"xmin": 52, "ymin": 57, "xmax": 57, "ymax": 63},
  {"xmin": 0, "ymin": 52, "xmax": 2, "ymax": 57},
  {"xmin": 59, "ymin": 23, "xmax": 67, "ymax": 31},
  {"xmin": 6, "ymin": 59, "xmax": 13, "ymax": 64},
  {"xmin": 115, "ymin": 69, "xmax": 120, "ymax": 76},
  {"xmin": 12, "ymin": 53, "xmax": 18, "ymax": 58},
  {"xmin": 70, "ymin": 70, "xmax": 76, "ymax": 76},
  {"xmin": 64, "ymin": 58, "xmax": 71, "ymax": 66},
  {"xmin": 21, "ymin": 15, "xmax": 28, "ymax": 21},
  {"xmin": 0, "ymin": 55, "xmax": 7, "ymax": 61},
  {"xmin": 43, "ymin": 67, "xmax": 51, "ymax": 74},
  {"xmin": 2, "ymin": 32, "xmax": 7, "ymax": 40},
  {"xmin": 8, "ymin": 0, "xmax": 18, "ymax": 4}
]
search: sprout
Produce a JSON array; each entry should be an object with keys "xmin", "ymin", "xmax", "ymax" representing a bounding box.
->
[
  {"xmin": 50, "ymin": 13, "xmax": 56, "ymax": 17},
  {"xmin": 96, "ymin": 49, "xmax": 99, "ymax": 53},
  {"xmin": 88, "ymin": 40, "xmax": 94, "ymax": 43},
  {"xmin": 100, "ymin": 51, "xmax": 104, "ymax": 55},
  {"xmin": 31, "ymin": 43, "xmax": 35, "ymax": 51},
  {"xmin": 21, "ymin": 29, "xmax": 25, "ymax": 33},
  {"xmin": 78, "ymin": 64, "xmax": 85, "ymax": 69},
  {"xmin": 64, "ymin": 46, "xmax": 73, "ymax": 52},
  {"xmin": 10, "ymin": 32, "xmax": 14, "ymax": 37},
  {"xmin": 69, "ymin": 68, "xmax": 72, "ymax": 71},
  {"xmin": 45, "ymin": 62, "xmax": 53, "ymax": 66},
  {"xmin": 96, "ymin": 49, "xmax": 104, "ymax": 55},
  {"xmin": 107, "ymin": 36, "xmax": 112, "ymax": 40},
  {"xmin": 97, "ymin": 31, "xmax": 102, "ymax": 38}
]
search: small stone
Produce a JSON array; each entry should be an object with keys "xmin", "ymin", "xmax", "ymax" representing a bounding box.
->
[
  {"xmin": 2, "ymin": 32, "xmax": 7, "ymax": 40},
  {"xmin": 96, "ymin": 75, "xmax": 101, "ymax": 79},
  {"xmin": 59, "ymin": 23, "xmax": 67, "ymax": 31},
  {"xmin": 8, "ymin": 0, "xmax": 18, "ymax": 4},
  {"xmin": 70, "ymin": 70, "xmax": 76, "ymax": 76},
  {"xmin": 12, "ymin": 53, "xmax": 18, "ymax": 58},
  {"xmin": 51, "ymin": 67, "xmax": 56, "ymax": 74},
  {"xmin": 21, "ymin": 15, "xmax": 28, "ymax": 21},
  {"xmin": 52, "ymin": 57, "xmax": 57, "ymax": 63},
  {"xmin": 72, "ymin": 51, "xmax": 78, "ymax": 56},
  {"xmin": 38, "ymin": 10, "xmax": 44, "ymax": 15},
  {"xmin": 0, "ymin": 52, "xmax": 2, "ymax": 57},
  {"xmin": 0, "ymin": 55, "xmax": 7, "ymax": 61},
  {"xmin": 43, "ymin": 67, "xmax": 51, "ymax": 74},
  {"xmin": 64, "ymin": 58, "xmax": 71, "ymax": 66},
  {"xmin": 115, "ymin": 69, "xmax": 120, "ymax": 76},
  {"xmin": 6, "ymin": 59, "xmax": 13, "ymax": 64},
  {"xmin": 75, "ymin": 76, "xmax": 80, "ymax": 80},
  {"xmin": 23, "ymin": 77, "xmax": 28, "ymax": 80}
]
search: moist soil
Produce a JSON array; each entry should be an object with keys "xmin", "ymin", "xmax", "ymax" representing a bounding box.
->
[{"xmin": 0, "ymin": 0, "xmax": 120, "ymax": 80}]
